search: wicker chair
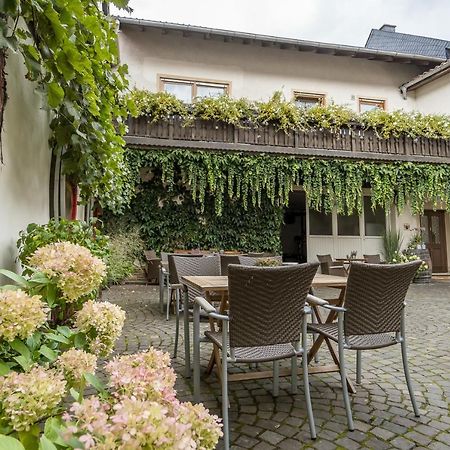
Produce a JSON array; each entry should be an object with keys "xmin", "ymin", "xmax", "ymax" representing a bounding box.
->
[
  {"xmin": 193, "ymin": 263, "xmax": 319, "ymax": 449},
  {"xmin": 143, "ymin": 250, "xmax": 161, "ymax": 285},
  {"xmin": 170, "ymin": 255, "xmax": 221, "ymax": 358},
  {"xmin": 363, "ymin": 254, "xmax": 382, "ymax": 264},
  {"xmin": 317, "ymin": 254, "xmax": 346, "ymax": 276},
  {"xmin": 308, "ymin": 261, "xmax": 421, "ymax": 431},
  {"xmin": 220, "ymin": 254, "xmax": 241, "ymax": 276}
]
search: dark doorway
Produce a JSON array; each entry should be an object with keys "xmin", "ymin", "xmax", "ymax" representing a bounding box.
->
[
  {"xmin": 281, "ymin": 191, "xmax": 307, "ymax": 262},
  {"xmin": 421, "ymin": 210, "xmax": 448, "ymax": 273}
]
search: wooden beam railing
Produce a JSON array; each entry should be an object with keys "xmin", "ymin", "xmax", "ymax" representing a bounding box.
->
[{"xmin": 125, "ymin": 115, "xmax": 450, "ymax": 163}]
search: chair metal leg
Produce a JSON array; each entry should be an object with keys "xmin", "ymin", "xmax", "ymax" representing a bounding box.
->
[
  {"xmin": 273, "ymin": 361, "xmax": 279, "ymax": 397},
  {"xmin": 159, "ymin": 270, "xmax": 164, "ymax": 313},
  {"xmin": 221, "ymin": 325, "xmax": 229, "ymax": 450},
  {"xmin": 400, "ymin": 311, "xmax": 420, "ymax": 417},
  {"xmin": 356, "ymin": 350, "xmax": 362, "ymax": 385},
  {"xmin": 166, "ymin": 287, "xmax": 172, "ymax": 321},
  {"xmin": 338, "ymin": 312, "xmax": 354, "ymax": 431},
  {"xmin": 184, "ymin": 289, "xmax": 191, "ymax": 378},
  {"xmin": 290, "ymin": 355, "xmax": 297, "ymax": 395},
  {"xmin": 193, "ymin": 301, "xmax": 201, "ymax": 403},
  {"xmin": 173, "ymin": 289, "xmax": 180, "ymax": 358},
  {"xmin": 302, "ymin": 315, "xmax": 316, "ymax": 439},
  {"xmin": 312, "ymin": 309, "xmax": 319, "ymax": 363}
]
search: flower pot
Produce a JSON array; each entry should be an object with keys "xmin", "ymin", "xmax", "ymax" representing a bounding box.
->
[{"xmin": 411, "ymin": 248, "xmax": 432, "ymax": 284}]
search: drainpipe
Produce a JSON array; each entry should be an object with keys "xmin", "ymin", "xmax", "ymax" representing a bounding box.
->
[{"xmin": 70, "ymin": 183, "xmax": 78, "ymax": 220}]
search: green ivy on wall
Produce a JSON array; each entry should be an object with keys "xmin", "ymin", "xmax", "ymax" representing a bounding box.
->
[
  {"xmin": 104, "ymin": 147, "xmax": 450, "ymax": 251},
  {"xmin": 122, "ymin": 148, "xmax": 450, "ymax": 217}
]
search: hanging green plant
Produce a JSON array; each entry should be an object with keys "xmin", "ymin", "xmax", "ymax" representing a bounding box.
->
[{"xmin": 129, "ymin": 90, "xmax": 187, "ymax": 122}]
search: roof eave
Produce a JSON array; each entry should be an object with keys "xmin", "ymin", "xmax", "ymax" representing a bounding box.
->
[{"xmin": 117, "ymin": 17, "xmax": 444, "ymax": 65}]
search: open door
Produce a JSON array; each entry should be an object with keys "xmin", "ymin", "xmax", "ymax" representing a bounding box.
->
[
  {"xmin": 421, "ymin": 210, "xmax": 447, "ymax": 273},
  {"xmin": 281, "ymin": 191, "xmax": 307, "ymax": 262}
]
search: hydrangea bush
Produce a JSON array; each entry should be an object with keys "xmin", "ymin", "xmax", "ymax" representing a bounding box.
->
[
  {"xmin": 56, "ymin": 349, "xmax": 97, "ymax": 388},
  {"xmin": 0, "ymin": 366, "xmax": 66, "ymax": 432},
  {"xmin": 63, "ymin": 349, "xmax": 223, "ymax": 450},
  {"xmin": 75, "ymin": 300, "xmax": 126, "ymax": 357},
  {"xmin": 0, "ymin": 290, "xmax": 48, "ymax": 342},
  {"xmin": 29, "ymin": 242, "xmax": 106, "ymax": 302}
]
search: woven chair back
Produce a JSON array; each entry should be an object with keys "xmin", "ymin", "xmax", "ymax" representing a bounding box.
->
[
  {"xmin": 344, "ymin": 261, "xmax": 421, "ymax": 336},
  {"xmin": 363, "ymin": 254, "xmax": 381, "ymax": 264},
  {"xmin": 238, "ymin": 255, "xmax": 259, "ymax": 266},
  {"xmin": 317, "ymin": 254, "xmax": 333, "ymax": 274},
  {"xmin": 169, "ymin": 254, "xmax": 220, "ymax": 283},
  {"xmin": 160, "ymin": 252, "xmax": 169, "ymax": 264},
  {"xmin": 220, "ymin": 254, "xmax": 241, "ymax": 276},
  {"xmin": 228, "ymin": 263, "xmax": 319, "ymax": 348}
]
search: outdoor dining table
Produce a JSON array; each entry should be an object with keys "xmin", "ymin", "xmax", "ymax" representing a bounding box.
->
[{"xmin": 181, "ymin": 272, "xmax": 356, "ymax": 393}]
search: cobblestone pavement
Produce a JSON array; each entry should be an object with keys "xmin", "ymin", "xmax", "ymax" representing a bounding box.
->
[{"xmin": 104, "ymin": 282, "xmax": 450, "ymax": 450}]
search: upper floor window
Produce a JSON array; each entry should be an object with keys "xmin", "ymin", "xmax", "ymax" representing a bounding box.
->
[
  {"xmin": 159, "ymin": 76, "xmax": 230, "ymax": 103},
  {"xmin": 294, "ymin": 92, "xmax": 325, "ymax": 109},
  {"xmin": 359, "ymin": 97, "xmax": 385, "ymax": 113}
]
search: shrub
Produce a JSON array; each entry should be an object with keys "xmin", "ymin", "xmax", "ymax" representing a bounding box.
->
[
  {"xmin": 106, "ymin": 227, "xmax": 145, "ymax": 284},
  {"xmin": 17, "ymin": 218, "xmax": 109, "ymax": 265}
]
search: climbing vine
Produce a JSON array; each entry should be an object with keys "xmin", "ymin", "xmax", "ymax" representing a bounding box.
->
[
  {"xmin": 0, "ymin": 1, "xmax": 132, "ymax": 210},
  {"xmin": 122, "ymin": 148, "xmax": 450, "ymax": 217}
]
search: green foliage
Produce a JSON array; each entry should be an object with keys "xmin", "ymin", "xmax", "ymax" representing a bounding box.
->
[
  {"xmin": 104, "ymin": 174, "xmax": 283, "ymax": 253},
  {"xmin": 105, "ymin": 228, "xmax": 145, "ymax": 285},
  {"xmin": 361, "ymin": 109, "xmax": 450, "ymax": 139},
  {"xmin": 305, "ymin": 103, "xmax": 357, "ymax": 132},
  {"xmin": 130, "ymin": 89, "xmax": 450, "ymax": 139},
  {"xmin": 383, "ymin": 230, "xmax": 403, "ymax": 262},
  {"xmin": 0, "ymin": 1, "xmax": 132, "ymax": 210},
  {"xmin": 17, "ymin": 219, "xmax": 109, "ymax": 265},
  {"xmin": 121, "ymin": 148, "xmax": 450, "ymax": 222},
  {"xmin": 256, "ymin": 91, "xmax": 306, "ymax": 132},
  {"xmin": 192, "ymin": 95, "xmax": 254, "ymax": 126},
  {"xmin": 129, "ymin": 90, "xmax": 187, "ymax": 121}
]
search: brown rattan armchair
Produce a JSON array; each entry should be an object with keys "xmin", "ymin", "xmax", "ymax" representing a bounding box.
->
[
  {"xmin": 317, "ymin": 254, "xmax": 346, "ymax": 276},
  {"xmin": 143, "ymin": 250, "xmax": 161, "ymax": 285},
  {"xmin": 170, "ymin": 255, "xmax": 221, "ymax": 358},
  {"xmin": 220, "ymin": 254, "xmax": 241, "ymax": 276},
  {"xmin": 308, "ymin": 261, "xmax": 421, "ymax": 431},
  {"xmin": 363, "ymin": 254, "xmax": 382, "ymax": 264},
  {"xmin": 193, "ymin": 263, "xmax": 319, "ymax": 449}
]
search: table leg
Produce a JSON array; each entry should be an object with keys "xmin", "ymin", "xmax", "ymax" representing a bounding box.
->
[{"xmin": 184, "ymin": 288, "xmax": 191, "ymax": 378}]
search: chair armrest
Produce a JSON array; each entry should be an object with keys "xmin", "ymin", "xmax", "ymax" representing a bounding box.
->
[
  {"xmin": 323, "ymin": 304, "xmax": 347, "ymax": 312},
  {"xmin": 329, "ymin": 266, "xmax": 347, "ymax": 277},
  {"xmin": 194, "ymin": 296, "xmax": 216, "ymax": 313},
  {"xmin": 146, "ymin": 257, "xmax": 161, "ymax": 263},
  {"xmin": 306, "ymin": 294, "xmax": 329, "ymax": 307}
]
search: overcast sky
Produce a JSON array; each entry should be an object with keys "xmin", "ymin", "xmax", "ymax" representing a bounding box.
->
[{"xmin": 113, "ymin": 0, "xmax": 450, "ymax": 46}]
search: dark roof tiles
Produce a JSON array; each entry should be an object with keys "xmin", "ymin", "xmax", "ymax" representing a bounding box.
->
[{"xmin": 366, "ymin": 29, "xmax": 450, "ymax": 59}]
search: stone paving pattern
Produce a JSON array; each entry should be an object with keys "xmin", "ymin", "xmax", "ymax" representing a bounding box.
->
[{"xmin": 104, "ymin": 282, "xmax": 450, "ymax": 449}]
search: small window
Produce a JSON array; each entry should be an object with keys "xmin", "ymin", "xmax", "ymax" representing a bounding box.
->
[
  {"xmin": 309, "ymin": 210, "xmax": 332, "ymax": 235},
  {"xmin": 338, "ymin": 213, "xmax": 360, "ymax": 236},
  {"xmin": 160, "ymin": 76, "xmax": 229, "ymax": 103},
  {"xmin": 294, "ymin": 92, "xmax": 325, "ymax": 109},
  {"xmin": 363, "ymin": 197, "xmax": 386, "ymax": 236},
  {"xmin": 359, "ymin": 98, "xmax": 385, "ymax": 112}
]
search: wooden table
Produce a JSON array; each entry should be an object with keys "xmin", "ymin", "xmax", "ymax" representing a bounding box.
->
[{"xmin": 181, "ymin": 273, "xmax": 355, "ymax": 393}]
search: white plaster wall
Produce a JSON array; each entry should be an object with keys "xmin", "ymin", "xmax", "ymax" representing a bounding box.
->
[
  {"xmin": 414, "ymin": 73, "xmax": 450, "ymax": 114},
  {"xmin": 0, "ymin": 49, "xmax": 51, "ymax": 276},
  {"xmin": 119, "ymin": 27, "xmax": 421, "ymax": 111}
]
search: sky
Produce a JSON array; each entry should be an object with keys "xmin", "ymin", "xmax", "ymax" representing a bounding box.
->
[{"xmin": 112, "ymin": 0, "xmax": 450, "ymax": 47}]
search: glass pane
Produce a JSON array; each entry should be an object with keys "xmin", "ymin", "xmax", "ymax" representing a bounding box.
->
[
  {"xmin": 309, "ymin": 210, "xmax": 332, "ymax": 235},
  {"xmin": 431, "ymin": 216, "xmax": 441, "ymax": 244},
  {"xmin": 196, "ymin": 84, "xmax": 226, "ymax": 98},
  {"xmin": 421, "ymin": 216, "xmax": 430, "ymax": 243},
  {"xmin": 295, "ymin": 97, "xmax": 321, "ymax": 109},
  {"xmin": 338, "ymin": 213, "xmax": 360, "ymax": 236},
  {"xmin": 363, "ymin": 197, "xmax": 385, "ymax": 236},
  {"xmin": 360, "ymin": 101, "xmax": 384, "ymax": 113},
  {"xmin": 162, "ymin": 81, "xmax": 192, "ymax": 103}
]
